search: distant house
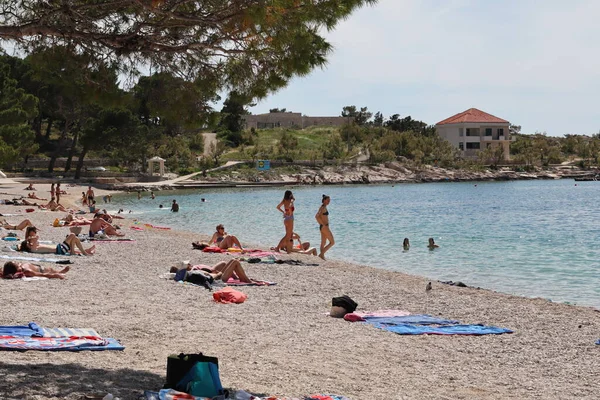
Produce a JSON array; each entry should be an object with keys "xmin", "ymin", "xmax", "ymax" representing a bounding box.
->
[
  {"xmin": 435, "ymin": 108, "xmax": 511, "ymax": 160},
  {"xmin": 243, "ymin": 112, "xmax": 347, "ymax": 130}
]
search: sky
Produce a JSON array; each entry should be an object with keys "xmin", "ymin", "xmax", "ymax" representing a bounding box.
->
[{"xmin": 249, "ymin": 0, "xmax": 600, "ymax": 136}]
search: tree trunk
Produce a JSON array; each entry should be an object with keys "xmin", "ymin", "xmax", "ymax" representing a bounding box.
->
[
  {"xmin": 44, "ymin": 118, "xmax": 53, "ymax": 140},
  {"xmin": 74, "ymin": 146, "xmax": 89, "ymax": 180},
  {"xmin": 32, "ymin": 115, "xmax": 43, "ymax": 142},
  {"xmin": 65, "ymin": 130, "xmax": 79, "ymax": 173},
  {"xmin": 47, "ymin": 119, "xmax": 69, "ymax": 172}
]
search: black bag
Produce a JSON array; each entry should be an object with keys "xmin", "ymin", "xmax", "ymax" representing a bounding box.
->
[
  {"xmin": 184, "ymin": 271, "xmax": 213, "ymax": 290},
  {"xmin": 164, "ymin": 353, "xmax": 219, "ymax": 390}
]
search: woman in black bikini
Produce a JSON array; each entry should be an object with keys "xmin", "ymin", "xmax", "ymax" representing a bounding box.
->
[
  {"xmin": 19, "ymin": 226, "xmax": 96, "ymax": 256},
  {"xmin": 315, "ymin": 194, "xmax": 335, "ymax": 260},
  {"xmin": 208, "ymin": 224, "xmax": 244, "ymax": 250}
]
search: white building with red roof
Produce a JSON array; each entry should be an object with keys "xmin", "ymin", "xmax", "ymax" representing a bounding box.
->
[{"xmin": 435, "ymin": 108, "xmax": 511, "ymax": 160}]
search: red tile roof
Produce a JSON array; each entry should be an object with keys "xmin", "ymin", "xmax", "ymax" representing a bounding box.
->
[{"xmin": 436, "ymin": 108, "xmax": 509, "ymax": 125}]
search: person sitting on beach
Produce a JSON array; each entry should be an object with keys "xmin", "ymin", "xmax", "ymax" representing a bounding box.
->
[
  {"xmin": 0, "ymin": 218, "xmax": 33, "ymax": 230},
  {"xmin": 2, "ymin": 261, "xmax": 70, "ymax": 279},
  {"xmin": 403, "ymin": 238, "xmax": 410, "ymax": 250},
  {"xmin": 209, "ymin": 224, "xmax": 244, "ymax": 250},
  {"xmin": 273, "ymin": 232, "xmax": 317, "ymax": 256},
  {"xmin": 89, "ymin": 213, "xmax": 124, "ymax": 237},
  {"xmin": 24, "ymin": 183, "xmax": 35, "ymax": 191},
  {"xmin": 27, "ymin": 192, "xmax": 47, "ymax": 201},
  {"xmin": 20, "ymin": 227, "xmax": 95, "ymax": 255},
  {"xmin": 170, "ymin": 259, "xmax": 254, "ymax": 284},
  {"xmin": 39, "ymin": 197, "xmax": 67, "ymax": 212},
  {"xmin": 290, "ymin": 233, "xmax": 318, "ymax": 256},
  {"xmin": 428, "ymin": 238, "xmax": 439, "ymax": 249}
]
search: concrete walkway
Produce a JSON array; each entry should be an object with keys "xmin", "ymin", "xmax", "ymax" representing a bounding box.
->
[{"xmin": 122, "ymin": 161, "xmax": 247, "ymax": 187}]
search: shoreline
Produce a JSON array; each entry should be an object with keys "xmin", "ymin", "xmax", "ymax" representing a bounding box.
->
[
  {"xmin": 1, "ymin": 182, "xmax": 599, "ymax": 399},
  {"xmin": 6, "ymin": 162, "xmax": 598, "ymax": 192}
]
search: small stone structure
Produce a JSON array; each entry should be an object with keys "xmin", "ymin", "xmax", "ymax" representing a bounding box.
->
[
  {"xmin": 147, "ymin": 156, "xmax": 166, "ymax": 176},
  {"xmin": 243, "ymin": 112, "xmax": 348, "ymax": 130}
]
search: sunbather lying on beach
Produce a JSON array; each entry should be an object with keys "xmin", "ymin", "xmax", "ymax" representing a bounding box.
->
[
  {"xmin": 171, "ymin": 259, "xmax": 253, "ymax": 283},
  {"xmin": 2, "ymin": 261, "xmax": 70, "ymax": 279},
  {"xmin": 208, "ymin": 224, "xmax": 244, "ymax": 250},
  {"xmin": 12, "ymin": 198, "xmax": 38, "ymax": 206},
  {"xmin": 24, "ymin": 183, "xmax": 35, "ymax": 191},
  {"xmin": 39, "ymin": 197, "xmax": 67, "ymax": 212},
  {"xmin": 0, "ymin": 218, "xmax": 33, "ymax": 230},
  {"xmin": 27, "ymin": 192, "xmax": 47, "ymax": 201},
  {"xmin": 89, "ymin": 213, "xmax": 124, "ymax": 237},
  {"xmin": 62, "ymin": 213, "xmax": 93, "ymax": 226},
  {"xmin": 19, "ymin": 226, "xmax": 95, "ymax": 255}
]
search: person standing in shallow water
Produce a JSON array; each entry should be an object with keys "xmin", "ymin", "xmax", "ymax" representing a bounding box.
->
[
  {"xmin": 276, "ymin": 190, "xmax": 295, "ymax": 253},
  {"xmin": 171, "ymin": 199, "xmax": 179, "ymax": 212},
  {"xmin": 315, "ymin": 194, "xmax": 335, "ymax": 260}
]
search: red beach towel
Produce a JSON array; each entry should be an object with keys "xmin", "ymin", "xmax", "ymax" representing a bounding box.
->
[{"xmin": 213, "ymin": 287, "xmax": 247, "ymax": 304}]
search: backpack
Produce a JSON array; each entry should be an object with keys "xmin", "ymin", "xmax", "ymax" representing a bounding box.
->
[{"xmin": 164, "ymin": 353, "xmax": 224, "ymax": 398}]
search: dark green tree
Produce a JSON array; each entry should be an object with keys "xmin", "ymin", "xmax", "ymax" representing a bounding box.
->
[
  {"xmin": 218, "ymin": 92, "xmax": 251, "ymax": 147},
  {"xmin": 0, "ymin": 1, "xmax": 376, "ymax": 99},
  {"xmin": 341, "ymin": 105, "xmax": 372, "ymax": 126},
  {"xmin": 0, "ymin": 61, "xmax": 38, "ymax": 167},
  {"xmin": 373, "ymin": 111, "xmax": 384, "ymax": 127}
]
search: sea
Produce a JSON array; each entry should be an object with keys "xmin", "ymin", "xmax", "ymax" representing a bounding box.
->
[{"xmin": 111, "ymin": 179, "xmax": 600, "ymax": 309}]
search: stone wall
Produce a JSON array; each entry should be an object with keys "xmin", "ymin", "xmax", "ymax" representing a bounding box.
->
[{"xmin": 243, "ymin": 112, "xmax": 348, "ymax": 130}]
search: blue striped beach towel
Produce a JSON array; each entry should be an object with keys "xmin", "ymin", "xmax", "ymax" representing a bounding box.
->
[{"xmin": 41, "ymin": 327, "xmax": 100, "ymax": 338}]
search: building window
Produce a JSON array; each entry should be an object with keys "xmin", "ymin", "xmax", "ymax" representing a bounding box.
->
[
  {"xmin": 466, "ymin": 142, "xmax": 480, "ymax": 150},
  {"xmin": 498, "ymin": 128, "xmax": 504, "ymax": 136},
  {"xmin": 458, "ymin": 142, "xmax": 464, "ymax": 150},
  {"xmin": 485, "ymin": 128, "xmax": 492, "ymax": 136},
  {"xmin": 466, "ymin": 128, "xmax": 470, "ymax": 136},
  {"xmin": 459, "ymin": 128, "xmax": 464, "ymax": 137}
]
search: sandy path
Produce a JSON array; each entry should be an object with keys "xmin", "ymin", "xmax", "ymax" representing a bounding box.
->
[{"xmin": 0, "ymin": 184, "xmax": 599, "ymax": 399}]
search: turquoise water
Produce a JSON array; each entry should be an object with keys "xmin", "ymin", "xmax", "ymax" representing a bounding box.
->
[{"xmin": 113, "ymin": 180, "xmax": 600, "ymax": 308}]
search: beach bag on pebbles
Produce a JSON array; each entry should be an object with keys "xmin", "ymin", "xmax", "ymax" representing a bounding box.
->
[{"xmin": 164, "ymin": 353, "xmax": 224, "ymax": 398}]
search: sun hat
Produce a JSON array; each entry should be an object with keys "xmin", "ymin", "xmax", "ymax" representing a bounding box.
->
[{"xmin": 175, "ymin": 260, "xmax": 191, "ymax": 271}]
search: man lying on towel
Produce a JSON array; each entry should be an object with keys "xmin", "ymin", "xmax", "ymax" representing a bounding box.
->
[
  {"xmin": 171, "ymin": 259, "xmax": 254, "ymax": 284},
  {"xmin": 2, "ymin": 261, "xmax": 70, "ymax": 279}
]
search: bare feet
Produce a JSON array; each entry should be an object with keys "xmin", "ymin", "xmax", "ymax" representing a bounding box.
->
[
  {"xmin": 318, "ymin": 253, "xmax": 326, "ymax": 260},
  {"xmin": 85, "ymin": 245, "xmax": 96, "ymax": 255},
  {"xmin": 60, "ymin": 266, "xmax": 71, "ymax": 273}
]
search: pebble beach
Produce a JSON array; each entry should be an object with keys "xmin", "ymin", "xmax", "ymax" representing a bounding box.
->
[{"xmin": 1, "ymin": 182, "xmax": 599, "ymax": 400}]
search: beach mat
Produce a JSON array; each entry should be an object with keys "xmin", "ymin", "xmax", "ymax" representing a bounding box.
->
[
  {"xmin": 0, "ymin": 322, "xmax": 43, "ymax": 337},
  {"xmin": 88, "ymin": 238, "xmax": 135, "ymax": 242},
  {"xmin": 371, "ymin": 323, "xmax": 513, "ymax": 336},
  {"xmin": 0, "ymin": 336, "xmax": 124, "ymax": 351},
  {"xmin": 225, "ymin": 278, "xmax": 276, "ymax": 286},
  {"xmin": 41, "ymin": 327, "xmax": 100, "ymax": 338},
  {"xmin": 364, "ymin": 315, "xmax": 460, "ymax": 326},
  {"xmin": 0, "ymin": 254, "xmax": 72, "ymax": 263}
]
